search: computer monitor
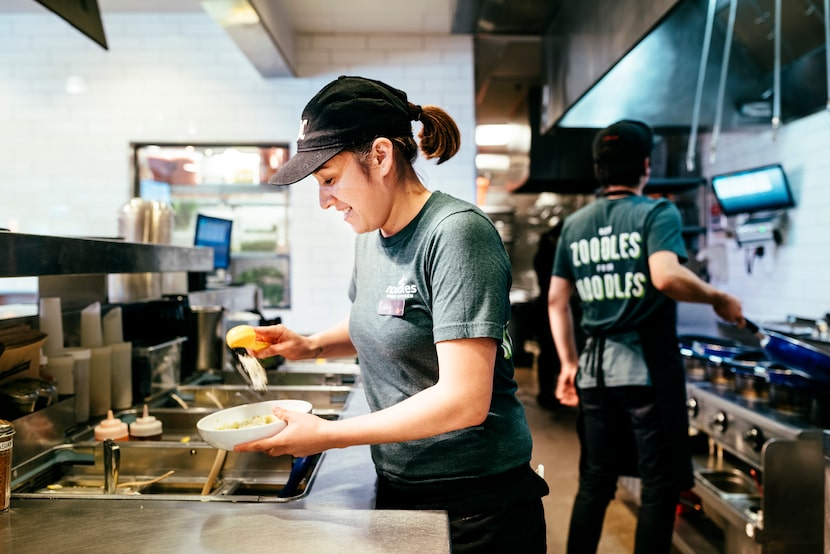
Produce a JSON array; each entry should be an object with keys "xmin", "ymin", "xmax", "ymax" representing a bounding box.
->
[
  {"xmin": 711, "ymin": 164, "xmax": 796, "ymax": 216},
  {"xmin": 194, "ymin": 214, "xmax": 233, "ymax": 270}
]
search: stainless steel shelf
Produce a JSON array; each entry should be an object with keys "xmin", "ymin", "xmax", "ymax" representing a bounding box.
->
[{"xmin": 0, "ymin": 232, "xmax": 213, "ymax": 277}]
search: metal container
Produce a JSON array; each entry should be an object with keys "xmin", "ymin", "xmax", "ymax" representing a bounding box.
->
[
  {"xmin": 132, "ymin": 337, "xmax": 187, "ymax": 401},
  {"xmin": 110, "ymin": 198, "xmax": 175, "ymax": 303},
  {"xmin": 190, "ymin": 306, "xmax": 226, "ymax": 372},
  {"xmin": 117, "ymin": 198, "xmax": 174, "ymax": 244},
  {"xmin": 0, "ymin": 419, "xmax": 14, "ymax": 512},
  {"xmin": 0, "ymin": 378, "xmax": 55, "ymax": 419}
]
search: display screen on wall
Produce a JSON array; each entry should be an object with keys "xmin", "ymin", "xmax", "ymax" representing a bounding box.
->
[
  {"xmin": 710, "ymin": 163, "xmax": 795, "ymax": 216},
  {"xmin": 194, "ymin": 214, "xmax": 233, "ymax": 271}
]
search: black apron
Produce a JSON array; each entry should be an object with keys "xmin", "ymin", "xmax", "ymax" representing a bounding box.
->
[{"xmin": 577, "ymin": 298, "xmax": 694, "ymax": 491}]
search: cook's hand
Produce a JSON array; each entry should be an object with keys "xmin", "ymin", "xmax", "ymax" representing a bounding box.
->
[
  {"xmin": 250, "ymin": 324, "xmax": 312, "ymax": 361},
  {"xmin": 555, "ymin": 365, "xmax": 579, "ymax": 407},
  {"xmin": 234, "ymin": 407, "xmax": 330, "ymax": 458},
  {"xmin": 713, "ymin": 292, "xmax": 744, "ymax": 328}
]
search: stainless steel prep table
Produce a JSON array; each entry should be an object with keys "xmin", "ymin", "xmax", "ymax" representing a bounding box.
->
[{"xmin": 0, "ymin": 385, "xmax": 451, "ymax": 553}]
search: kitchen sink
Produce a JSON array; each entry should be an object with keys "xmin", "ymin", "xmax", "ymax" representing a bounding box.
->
[
  {"xmin": 12, "ymin": 441, "xmax": 321, "ymax": 502},
  {"xmin": 695, "ymin": 468, "xmax": 762, "ymax": 497},
  {"xmin": 694, "ymin": 468, "xmax": 763, "ymax": 528},
  {"xmin": 9, "ymin": 361, "xmax": 360, "ymax": 503}
]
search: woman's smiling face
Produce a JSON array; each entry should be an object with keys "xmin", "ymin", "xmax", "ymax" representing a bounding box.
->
[{"xmin": 313, "ymin": 147, "xmax": 393, "ymax": 234}]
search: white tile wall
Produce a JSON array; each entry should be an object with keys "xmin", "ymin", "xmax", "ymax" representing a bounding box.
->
[
  {"xmin": 0, "ymin": 12, "xmax": 476, "ymax": 333},
  {"xmin": 699, "ymin": 112, "xmax": 830, "ymax": 322}
]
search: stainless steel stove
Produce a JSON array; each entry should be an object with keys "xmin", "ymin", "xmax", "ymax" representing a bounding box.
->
[
  {"xmin": 687, "ymin": 381, "xmax": 823, "ymax": 468},
  {"xmin": 684, "ymin": 375, "xmax": 825, "ymax": 553}
]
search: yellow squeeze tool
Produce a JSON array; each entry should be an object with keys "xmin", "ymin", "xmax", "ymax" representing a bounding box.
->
[{"xmin": 226, "ymin": 325, "xmax": 269, "ymax": 351}]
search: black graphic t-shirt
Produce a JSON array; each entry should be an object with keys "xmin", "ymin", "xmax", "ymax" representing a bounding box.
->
[{"xmin": 552, "ymin": 196, "xmax": 686, "ymax": 387}]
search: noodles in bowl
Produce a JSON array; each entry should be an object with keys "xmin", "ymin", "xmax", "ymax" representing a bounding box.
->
[{"xmin": 196, "ymin": 399, "xmax": 312, "ymax": 450}]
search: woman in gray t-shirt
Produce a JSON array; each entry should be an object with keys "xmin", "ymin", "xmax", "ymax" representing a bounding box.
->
[{"xmin": 235, "ymin": 76, "xmax": 549, "ymax": 554}]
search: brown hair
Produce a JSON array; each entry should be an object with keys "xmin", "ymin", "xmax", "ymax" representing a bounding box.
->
[{"xmin": 352, "ymin": 102, "xmax": 461, "ymax": 181}]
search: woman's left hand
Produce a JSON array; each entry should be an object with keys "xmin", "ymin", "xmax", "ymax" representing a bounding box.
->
[{"xmin": 234, "ymin": 406, "xmax": 332, "ymax": 458}]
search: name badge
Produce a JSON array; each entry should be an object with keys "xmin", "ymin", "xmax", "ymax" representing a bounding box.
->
[{"xmin": 377, "ymin": 298, "xmax": 405, "ymax": 317}]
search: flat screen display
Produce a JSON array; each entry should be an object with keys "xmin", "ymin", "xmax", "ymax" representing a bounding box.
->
[
  {"xmin": 194, "ymin": 215, "xmax": 233, "ymax": 270},
  {"xmin": 710, "ymin": 164, "xmax": 795, "ymax": 216}
]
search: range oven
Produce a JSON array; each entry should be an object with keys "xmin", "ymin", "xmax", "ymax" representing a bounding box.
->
[{"xmin": 679, "ymin": 333, "xmax": 827, "ymax": 554}]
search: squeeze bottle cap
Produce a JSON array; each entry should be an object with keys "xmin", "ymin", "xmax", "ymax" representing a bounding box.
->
[
  {"xmin": 129, "ymin": 404, "xmax": 163, "ymax": 438},
  {"xmin": 94, "ymin": 410, "xmax": 129, "ymax": 441}
]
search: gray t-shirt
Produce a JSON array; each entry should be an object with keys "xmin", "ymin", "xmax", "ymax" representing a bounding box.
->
[
  {"xmin": 348, "ymin": 191, "xmax": 532, "ymax": 483},
  {"xmin": 552, "ymin": 195, "xmax": 687, "ymax": 388}
]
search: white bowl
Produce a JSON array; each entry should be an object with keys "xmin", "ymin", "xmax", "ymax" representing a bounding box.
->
[{"xmin": 196, "ymin": 399, "xmax": 312, "ymax": 450}]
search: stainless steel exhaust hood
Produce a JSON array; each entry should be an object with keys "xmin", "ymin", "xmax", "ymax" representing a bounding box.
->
[
  {"xmin": 551, "ymin": 0, "xmax": 829, "ymax": 130},
  {"xmin": 519, "ymin": 0, "xmax": 829, "ymax": 194}
]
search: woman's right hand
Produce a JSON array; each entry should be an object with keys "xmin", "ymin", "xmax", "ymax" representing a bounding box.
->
[
  {"xmin": 251, "ymin": 324, "xmax": 314, "ymax": 361},
  {"xmin": 251, "ymin": 316, "xmax": 356, "ymax": 361}
]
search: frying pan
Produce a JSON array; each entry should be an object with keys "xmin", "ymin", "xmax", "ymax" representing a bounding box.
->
[
  {"xmin": 678, "ymin": 334, "xmax": 763, "ymax": 361},
  {"xmin": 744, "ymin": 319, "xmax": 830, "ymax": 385}
]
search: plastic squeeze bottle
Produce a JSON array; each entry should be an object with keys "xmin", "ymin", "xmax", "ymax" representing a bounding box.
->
[
  {"xmin": 93, "ymin": 410, "xmax": 129, "ymax": 441},
  {"xmin": 129, "ymin": 404, "xmax": 163, "ymax": 441}
]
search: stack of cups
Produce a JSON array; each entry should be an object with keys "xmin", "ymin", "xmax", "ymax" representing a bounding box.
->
[
  {"xmin": 80, "ymin": 303, "xmax": 134, "ymax": 416},
  {"xmin": 63, "ymin": 347, "xmax": 91, "ymax": 423},
  {"xmin": 81, "ymin": 302, "xmax": 111, "ymax": 418},
  {"xmin": 38, "ymin": 297, "xmax": 92, "ymax": 424},
  {"xmin": 38, "ymin": 297, "xmax": 65, "ymax": 358},
  {"xmin": 40, "ymin": 299, "xmax": 135, "ymax": 423},
  {"xmin": 103, "ymin": 307, "xmax": 132, "ymax": 411}
]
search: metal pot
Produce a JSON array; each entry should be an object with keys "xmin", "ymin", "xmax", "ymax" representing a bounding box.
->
[
  {"xmin": 765, "ymin": 366, "xmax": 814, "ymax": 415},
  {"xmin": 679, "ymin": 335, "xmax": 749, "ymax": 387},
  {"xmin": 724, "ymin": 359, "xmax": 769, "ymax": 400},
  {"xmin": 0, "ymin": 378, "xmax": 57, "ymax": 419}
]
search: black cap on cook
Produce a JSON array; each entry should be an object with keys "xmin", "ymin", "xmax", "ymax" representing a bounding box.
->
[
  {"xmin": 268, "ymin": 76, "xmax": 418, "ymax": 186},
  {"xmin": 592, "ymin": 119, "xmax": 654, "ymax": 167}
]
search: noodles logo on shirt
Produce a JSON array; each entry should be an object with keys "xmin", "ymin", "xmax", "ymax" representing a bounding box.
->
[
  {"xmin": 568, "ymin": 225, "xmax": 648, "ymax": 303},
  {"xmin": 377, "ymin": 276, "xmax": 416, "ymax": 317},
  {"xmin": 384, "ymin": 276, "xmax": 418, "ymax": 299}
]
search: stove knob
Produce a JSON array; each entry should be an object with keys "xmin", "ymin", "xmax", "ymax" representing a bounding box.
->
[
  {"xmin": 743, "ymin": 427, "xmax": 765, "ymax": 452},
  {"xmin": 686, "ymin": 397, "xmax": 699, "ymax": 419},
  {"xmin": 711, "ymin": 411, "xmax": 728, "ymax": 433}
]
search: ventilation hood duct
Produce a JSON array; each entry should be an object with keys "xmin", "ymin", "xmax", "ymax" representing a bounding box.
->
[
  {"xmin": 517, "ymin": 0, "xmax": 828, "ymax": 194},
  {"xmin": 517, "ymin": 87, "xmax": 703, "ymax": 195},
  {"xmin": 201, "ymin": 0, "xmax": 296, "ymax": 78},
  {"xmin": 551, "ymin": 0, "xmax": 829, "ymax": 129}
]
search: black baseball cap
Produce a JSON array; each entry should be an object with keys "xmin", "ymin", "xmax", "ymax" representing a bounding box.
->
[
  {"xmin": 592, "ymin": 119, "xmax": 654, "ymax": 166},
  {"xmin": 268, "ymin": 76, "xmax": 415, "ymax": 186}
]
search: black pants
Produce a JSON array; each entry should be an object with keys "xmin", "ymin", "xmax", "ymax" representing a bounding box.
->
[
  {"xmin": 567, "ymin": 386, "xmax": 680, "ymax": 554},
  {"xmin": 375, "ymin": 465, "xmax": 548, "ymax": 554},
  {"xmin": 449, "ymin": 497, "xmax": 546, "ymax": 554}
]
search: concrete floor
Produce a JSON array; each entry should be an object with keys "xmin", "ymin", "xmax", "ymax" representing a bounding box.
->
[{"xmin": 515, "ymin": 365, "xmax": 638, "ymax": 553}]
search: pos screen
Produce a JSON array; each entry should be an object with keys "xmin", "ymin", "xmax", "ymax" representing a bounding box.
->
[
  {"xmin": 710, "ymin": 164, "xmax": 795, "ymax": 216},
  {"xmin": 194, "ymin": 214, "xmax": 233, "ymax": 270}
]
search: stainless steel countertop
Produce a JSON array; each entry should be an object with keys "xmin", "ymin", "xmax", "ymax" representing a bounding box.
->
[{"xmin": 0, "ymin": 385, "xmax": 451, "ymax": 553}]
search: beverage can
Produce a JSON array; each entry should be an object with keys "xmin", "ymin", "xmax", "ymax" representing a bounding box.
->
[{"xmin": 0, "ymin": 420, "xmax": 15, "ymax": 512}]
